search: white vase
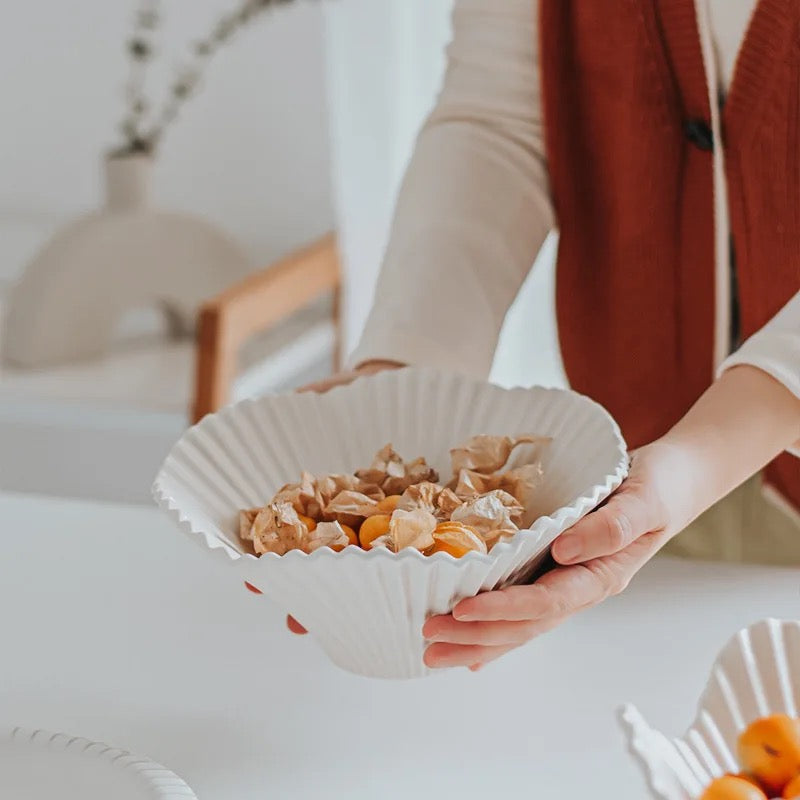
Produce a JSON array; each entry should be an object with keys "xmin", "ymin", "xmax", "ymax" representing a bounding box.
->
[{"xmin": 2, "ymin": 154, "xmax": 252, "ymax": 367}]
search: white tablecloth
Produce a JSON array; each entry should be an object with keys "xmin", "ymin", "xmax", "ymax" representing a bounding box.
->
[{"xmin": 1, "ymin": 491, "xmax": 798, "ymax": 799}]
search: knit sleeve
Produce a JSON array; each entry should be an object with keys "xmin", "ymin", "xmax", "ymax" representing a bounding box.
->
[
  {"xmin": 718, "ymin": 291, "xmax": 800, "ymax": 456},
  {"xmin": 349, "ymin": 0, "xmax": 553, "ymax": 378}
]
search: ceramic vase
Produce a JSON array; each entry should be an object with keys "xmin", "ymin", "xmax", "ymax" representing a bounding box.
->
[{"xmin": 2, "ymin": 154, "xmax": 251, "ymax": 367}]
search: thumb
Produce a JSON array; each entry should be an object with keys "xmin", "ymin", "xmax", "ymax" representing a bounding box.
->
[{"xmin": 551, "ymin": 488, "xmax": 660, "ymax": 565}]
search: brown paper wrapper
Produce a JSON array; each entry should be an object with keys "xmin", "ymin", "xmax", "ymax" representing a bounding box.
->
[
  {"xmin": 450, "ymin": 434, "xmax": 550, "ymax": 475},
  {"xmin": 357, "ymin": 444, "xmax": 439, "ymax": 496},
  {"xmin": 240, "ymin": 436, "xmax": 549, "ymax": 556},
  {"xmin": 371, "ymin": 509, "xmax": 437, "ymax": 553},
  {"xmin": 250, "ymin": 502, "xmax": 310, "ymax": 556},
  {"xmin": 450, "ymin": 490, "xmax": 523, "ymax": 537},
  {"xmin": 306, "ymin": 521, "xmax": 350, "ymax": 553},
  {"xmin": 398, "ymin": 482, "xmax": 464, "ymax": 520},
  {"xmin": 324, "ymin": 490, "xmax": 380, "ymax": 529}
]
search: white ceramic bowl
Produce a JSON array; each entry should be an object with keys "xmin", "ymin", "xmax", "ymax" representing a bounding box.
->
[
  {"xmin": 154, "ymin": 367, "xmax": 628, "ymax": 679},
  {"xmin": 0, "ymin": 726, "xmax": 196, "ymax": 800},
  {"xmin": 620, "ymin": 618, "xmax": 800, "ymax": 799}
]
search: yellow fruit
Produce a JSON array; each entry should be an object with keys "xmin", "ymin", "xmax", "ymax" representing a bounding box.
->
[
  {"xmin": 298, "ymin": 514, "xmax": 317, "ymax": 532},
  {"xmin": 432, "ymin": 521, "xmax": 487, "ymax": 558},
  {"xmin": 342, "ymin": 524, "xmax": 358, "ymax": 546},
  {"xmin": 376, "ymin": 495, "xmax": 402, "ymax": 513},
  {"xmin": 358, "ymin": 515, "xmax": 391, "ymax": 549},
  {"xmin": 733, "ymin": 774, "xmax": 764, "ymax": 790},
  {"xmin": 738, "ymin": 715, "xmax": 800, "ymax": 796},
  {"xmin": 782, "ymin": 773, "xmax": 800, "ymax": 798},
  {"xmin": 700, "ymin": 775, "xmax": 767, "ymax": 800},
  {"xmin": 331, "ymin": 524, "xmax": 358, "ymax": 552}
]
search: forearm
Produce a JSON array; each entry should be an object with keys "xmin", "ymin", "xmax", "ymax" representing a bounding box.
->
[
  {"xmin": 349, "ymin": 0, "xmax": 551, "ymax": 375},
  {"xmin": 717, "ymin": 291, "xmax": 800, "ymax": 457},
  {"xmin": 351, "ymin": 130, "xmax": 551, "ymax": 374},
  {"xmin": 661, "ymin": 365, "xmax": 800, "ymax": 518}
]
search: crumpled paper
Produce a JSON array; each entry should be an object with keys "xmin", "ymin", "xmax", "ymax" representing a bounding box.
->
[
  {"xmin": 240, "ymin": 435, "xmax": 549, "ymax": 556},
  {"xmin": 450, "ymin": 434, "xmax": 550, "ymax": 475},
  {"xmin": 454, "ymin": 462, "xmax": 543, "ymax": 504},
  {"xmin": 483, "ymin": 528, "xmax": 516, "ymax": 550},
  {"xmin": 357, "ymin": 444, "xmax": 439, "ymax": 496},
  {"xmin": 273, "ymin": 472, "xmax": 384, "ymax": 521},
  {"xmin": 249, "ymin": 502, "xmax": 310, "ymax": 556},
  {"xmin": 306, "ymin": 521, "xmax": 350, "ymax": 553},
  {"xmin": 239, "ymin": 508, "xmax": 261, "ymax": 543},
  {"xmin": 450, "ymin": 435, "xmax": 550, "ymax": 528},
  {"xmin": 432, "ymin": 522, "xmax": 488, "ymax": 556},
  {"xmin": 397, "ymin": 481, "xmax": 463, "ymax": 520},
  {"xmin": 271, "ymin": 471, "xmax": 318, "ymax": 515},
  {"xmin": 324, "ymin": 490, "xmax": 380, "ymax": 528},
  {"xmin": 370, "ymin": 508, "xmax": 437, "ymax": 553},
  {"xmin": 450, "ymin": 490, "xmax": 523, "ymax": 537}
]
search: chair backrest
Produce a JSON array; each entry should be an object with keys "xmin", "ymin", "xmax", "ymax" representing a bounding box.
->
[{"xmin": 192, "ymin": 232, "xmax": 341, "ymax": 423}]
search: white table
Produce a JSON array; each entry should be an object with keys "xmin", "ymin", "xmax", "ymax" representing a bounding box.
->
[{"xmin": 2, "ymin": 492, "xmax": 798, "ymax": 799}]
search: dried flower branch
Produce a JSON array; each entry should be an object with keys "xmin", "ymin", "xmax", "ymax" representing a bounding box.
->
[
  {"xmin": 114, "ymin": 0, "xmax": 306, "ymax": 157},
  {"xmin": 115, "ymin": 0, "xmax": 160, "ymax": 155}
]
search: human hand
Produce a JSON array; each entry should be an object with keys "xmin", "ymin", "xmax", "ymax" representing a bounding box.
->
[
  {"xmin": 284, "ymin": 440, "xmax": 696, "ymax": 644},
  {"xmin": 297, "ymin": 359, "xmax": 404, "ymax": 394},
  {"xmin": 422, "ymin": 440, "xmax": 703, "ymax": 670},
  {"xmin": 283, "ymin": 366, "xmax": 800, "ymax": 659}
]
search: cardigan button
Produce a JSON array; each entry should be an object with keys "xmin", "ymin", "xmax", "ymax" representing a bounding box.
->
[{"xmin": 684, "ymin": 118, "xmax": 714, "ymax": 152}]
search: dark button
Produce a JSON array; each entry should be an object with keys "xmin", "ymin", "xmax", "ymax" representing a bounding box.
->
[{"xmin": 684, "ymin": 118, "xmax": 714, "ymax": 152}]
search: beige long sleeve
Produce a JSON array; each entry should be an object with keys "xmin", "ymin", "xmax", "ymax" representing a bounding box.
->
[
  {"xmin": 351, "ymin": 0, "xmax": 800, "ymax": 426},
  {"xmin": 349, "ymin": 0, "xmax": 553, "ymax": 378}
]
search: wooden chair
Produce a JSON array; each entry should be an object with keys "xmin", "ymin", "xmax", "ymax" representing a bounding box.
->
[{"xmin": 192, "ymin": 233, "xmax": 341, "ymax": 423}]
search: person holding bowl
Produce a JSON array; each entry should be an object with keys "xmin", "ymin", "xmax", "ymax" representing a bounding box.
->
[{"xmin": 291, "ymin": 0, "xmax": 800, "ymax": 671}]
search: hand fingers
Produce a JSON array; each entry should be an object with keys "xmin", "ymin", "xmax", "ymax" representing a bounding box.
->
[
  {"xmin": 286, "ymin": 615, "xmax": 308, "ymax": 635},
  {"xmin": 469, "ymin": 645, "xmax": 516, "ymax": 671},
  {"xmin": 424, "ymin": 642, "xmax": 517, "ymax": 669},
  {"xmin": 297, "ymin": 362, "xmax": 402, "ymax": 394},
  {"xmin": 423, "ymin": 615, "xmax": 543, "ymax": 647},
  {"xmin": 426, "ymin": 610, "xmax": 570, "ymax": 645},
  {"xmin": 248, "ymin": 587, "xmax": 307, "ymax": 635},
  {"xmin": 467, "ymin": 614, "xmax": 571, "ymax": 670},
  {"xmin": 542, "ymin": 533, "xmax": 665, "ymax": 611},
  {"xmin": 453, "ymin": 561, "xmax": 613, "ymax": 624},
  {"xmin": 551, "ymin": 488, "xmax": 661, "ymax": 565},
  {"xmin": 440, "ymin": 533, "xmax": 664, "ymax": 671},
  {"xmin": 586, "ymin": 529, "xmax": 667, "ymax": 584},
  {"xmin": 452, "ymin": 585, "xmax": 555, "ymax": 622},
  {"xmin": 452, "ymin": 569, "xmax": 595, "ymax": 622},
  {"xmin": 426, "ymin": 614, "xmax": 571, "ymax": 669},
  {"xmin": 296, "ymin": 374, "xmax": 353, "ymax": 394}
]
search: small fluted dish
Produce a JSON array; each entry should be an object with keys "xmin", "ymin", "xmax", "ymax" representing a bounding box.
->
[
  {"xmin": 620, "ymin": 618, "xmax": 800, "ymax": 799},
  {"xmin": 153, "ymin": 367, "xmax": 628, "ymax": 679},
  {"xmin": 0, "ymin": 726, "xmax": 196, "ymax": 799}
]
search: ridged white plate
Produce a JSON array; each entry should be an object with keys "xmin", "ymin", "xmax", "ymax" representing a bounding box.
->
[
  {"xmin": 154, "ymin": 367, "xmax": 628, "ymax": 679},
  {"xmin": 620, "ymin": 619, "xmax": 800, "ymax": 799},
  {"xmin": 0, "ymin": 726, "xmax": 196, "ymax": 799}
]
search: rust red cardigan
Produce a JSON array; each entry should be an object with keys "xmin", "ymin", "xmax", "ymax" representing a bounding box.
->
[{"xmin": 539, "ymin": 0, "xmax": 800, "ymax": 508}]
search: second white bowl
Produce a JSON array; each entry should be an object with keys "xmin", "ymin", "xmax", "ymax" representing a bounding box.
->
[{"xmin": 620, "ymin": 618, "xmax": 800, "ymax": 799}]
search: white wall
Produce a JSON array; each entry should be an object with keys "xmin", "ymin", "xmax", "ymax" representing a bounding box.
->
[
  {"xmin": 323, "ymin": 0, "xmax": 453, "ymax": 355},
  {"xmin": 0, "ymin": 0, "xmax": 333, "ymax": 287}
]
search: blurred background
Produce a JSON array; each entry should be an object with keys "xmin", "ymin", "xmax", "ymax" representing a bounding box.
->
[{"xmin": 0, "ymin": 0, "xmax": 564, "ymax": 505}]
